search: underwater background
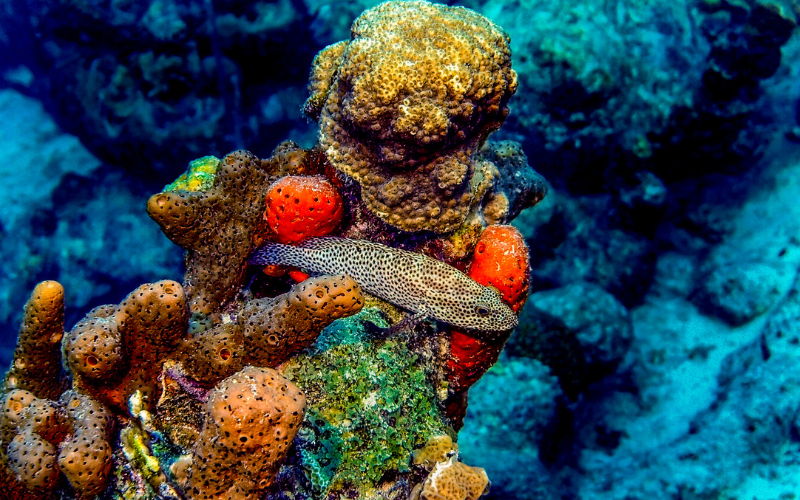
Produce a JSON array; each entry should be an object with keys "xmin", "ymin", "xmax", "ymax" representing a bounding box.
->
[{"xmin": 1, "ymin": 0, "xmax": 800, "ymax": 498}]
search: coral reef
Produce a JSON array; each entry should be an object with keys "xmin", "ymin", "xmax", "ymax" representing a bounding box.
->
[
  {"xmin": 280, "ymin": 331, "xmax": 450, "ymax": 496},
  {"xmin": 691, "ymin": 257, "xmax": 782, "ymax": 326},
  {"xmin": 0, "ymin": 2, "xmax": 547, "ymax": 499},
  {"xmin": 306, "ymin": 1, "xmax": 519, "ymax": 233},
  {"xmin": 507, "ymin": 282, "xmax": 632, "ymax": 397},
  {"xmin": 0, "ymin": 0, "xmax": 319, "ymax": 174},
  {"xmin": 3, "ymin": 0, "xmax": 800, "ymax": 499}
]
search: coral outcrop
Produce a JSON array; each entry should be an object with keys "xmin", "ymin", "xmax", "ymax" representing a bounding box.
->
[
  {"xmin": 306, "ymin": 1, "xmax": 519, "ymax": 233},
  {"xmin": 0, "ymin": 2, "xmax": 545, "ymax": 499}
]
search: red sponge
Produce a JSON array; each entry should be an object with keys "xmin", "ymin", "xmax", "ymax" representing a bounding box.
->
[
  {"xmin": 264, "ymin": 176, "xmax": 344, "ymax": 244},
  {"xmin": 447, "ymin": 225, "xmax": 530, "ymax": 395}
]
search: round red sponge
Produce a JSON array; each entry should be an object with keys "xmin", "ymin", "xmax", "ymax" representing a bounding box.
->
[
  {"xmin": 264, "ymin": 175, "xmax": 344, "ymax": 244},
  {"xmin": 467, "ymin": 224, "xmax": 530, "ymax": 313}
]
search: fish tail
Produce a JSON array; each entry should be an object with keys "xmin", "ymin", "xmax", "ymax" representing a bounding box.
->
[{"xmin": 250, "ymin": 242, "xmax": 310, "ymax": 268}]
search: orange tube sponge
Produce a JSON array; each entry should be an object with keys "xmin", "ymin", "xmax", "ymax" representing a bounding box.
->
[
  {"xmin": 447, "ymin": 225, "xmax": 530, "ymax": 395},
  {"xmin": 182, "ymin": 366, "xmax": 306, "ymax": 500},
  {"xmin": 3, "ymin": 281, "xmax": 66, "ymax": 399},
  {"xmin": 64, "ymin": 280, "xmax": 189, "ymax": 412},
  {"xmin": 306, "ymin": 1, "xmax": 518, "ymax": 233},
  {"xmin": 178, "ymin": 275, "xmax": 364, "ymax": 385},
  {"xmin": 264, "ymin": 175, "xmax": 344, "ymax": 244},
  {"xmin": 56, "ymin": 391, "xmax": 114, "ymax": 498}
]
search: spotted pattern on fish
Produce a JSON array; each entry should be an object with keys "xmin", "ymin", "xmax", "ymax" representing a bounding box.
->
[{"xmin": 250, "ymin": 237, "xmax": 518, "ymax": 334}]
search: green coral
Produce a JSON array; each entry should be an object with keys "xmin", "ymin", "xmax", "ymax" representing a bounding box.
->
[
  {"xmin": 282, "ymin": 310, "xmax": 447, "ymax": 496},
  {"xmin": 163, "ymin": 155, "xmax": 220, "ymax": 192}
]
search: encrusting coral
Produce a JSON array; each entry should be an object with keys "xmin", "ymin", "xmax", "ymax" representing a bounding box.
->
[
  {"xmin": 0, "ymin": 2, "xmax": 546, "ymax": 499},
  {"xmin": 306, "ymin": 0, "xmax": 519, "ymax": 233},
  {"xmin": 410, "ymin": 435, "xmax": 489, "ymax": 500}
]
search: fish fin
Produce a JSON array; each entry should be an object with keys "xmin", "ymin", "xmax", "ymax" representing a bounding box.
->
[
  {"xmin": 296, "ymin": 236, "xmax": 343, "ymax": 250},
  {"xmin": 372, "ymin": 309, "xmax": 429, "ymax": 338}
]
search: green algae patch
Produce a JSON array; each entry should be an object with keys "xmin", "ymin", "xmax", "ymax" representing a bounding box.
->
[
  {"xmin": 282, "ymin": 327, "xmax": 447, "ymax": 496},
  {"xmin": 164, "ymin": 155, "xmax": 220, "ymax": 192}
]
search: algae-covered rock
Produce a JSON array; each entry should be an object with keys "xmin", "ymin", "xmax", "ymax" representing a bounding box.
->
[{"xmin": 280, "ymin": 312, "xmax": 451, "ymax": 498}]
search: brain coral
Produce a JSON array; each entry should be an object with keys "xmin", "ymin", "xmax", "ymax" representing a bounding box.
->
[
  {"xmin": 306, "ymin": 0, "xmax": 518, "ymax": 233},
  {"xmin": 410, "ymin": 435, "xmax": 489, "ymax": 500}
]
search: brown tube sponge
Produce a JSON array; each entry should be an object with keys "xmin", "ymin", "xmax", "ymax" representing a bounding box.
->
[
  {"xmin": 63, "ymin": 280, "xmax": 188, "ymax": 413},
  {"xmin": 3, "ymin": 281, "xmax": 66, "ymax": 399},
  {"xmin": 181, "ymin": 366, "xmax": 306, "ymax": 500}
]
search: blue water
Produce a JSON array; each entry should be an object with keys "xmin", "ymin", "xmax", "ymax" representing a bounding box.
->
[{"xmin": 1, "ymin": 0, "xmax": 800, "ymax": 498}]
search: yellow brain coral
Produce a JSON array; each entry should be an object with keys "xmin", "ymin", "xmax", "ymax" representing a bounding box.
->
[{"xmin": 306, "ymin": 0, "xmax": 518, "ymax": 233}]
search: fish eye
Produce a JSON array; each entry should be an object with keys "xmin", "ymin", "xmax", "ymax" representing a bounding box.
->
[{"xmin": 476, "ymin": 305, "xmax": 491, "ymax": 317}]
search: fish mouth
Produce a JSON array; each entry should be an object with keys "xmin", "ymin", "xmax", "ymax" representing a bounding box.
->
[{"xmin": 507, "ymin": 315, "xmax": 519, "ymax": 329}]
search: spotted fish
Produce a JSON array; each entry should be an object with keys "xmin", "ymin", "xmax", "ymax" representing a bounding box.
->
[{"xmin": 250, "ymin": 237, "xmax": 518, "ymax": 334}]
